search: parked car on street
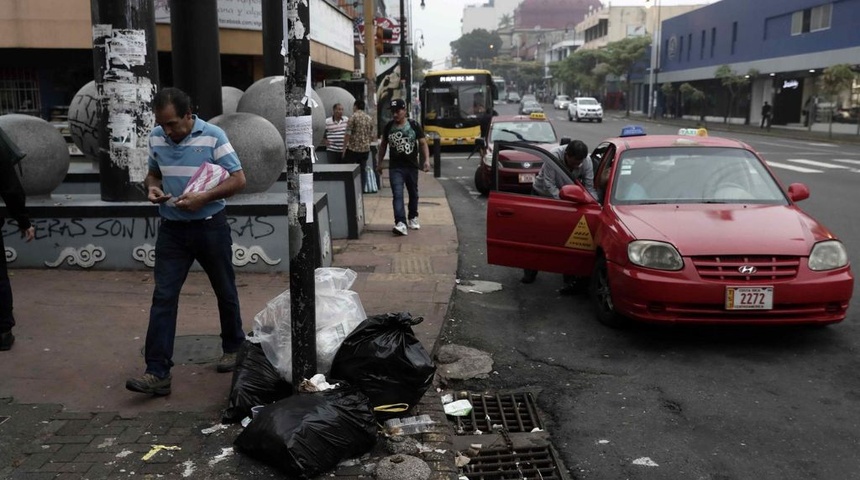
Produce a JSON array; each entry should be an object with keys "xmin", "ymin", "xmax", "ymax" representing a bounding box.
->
[
  {"xmin": 473, "ymin": 112, "xmax": 569, "ymax": 196},
  {"xmin": 485, "ymin": 128, "xmax": 853, "ymax": 327},
  {"xmin": 521, "ymin": 94, "xmax": 537, "ymax": 105},
  {"xmin": 519, "ymin": 101, "xmax": 543, "ymax": 115},
  {"xmin": 568, "ymin": 97, "xmax": 603, "ymax": 122},
  {"xmin": 553, "ymin": 95, "xmax": 571, "ymax": 110},
  {"xmin": 506, "ymin": 91, "xmax": 521, "ymax": 103}
]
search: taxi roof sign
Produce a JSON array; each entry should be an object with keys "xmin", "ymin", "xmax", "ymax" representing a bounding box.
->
[
  {"xmin": 678, "ymin": 127, "xmax": 708, "ymax": 137},
  {"xmin": 529, "ymin": 112, "xmax": 547, "ymax": 119},
  {"xmin": 620, "ymin": 125, "xmax": 646, "ymax": 137}
]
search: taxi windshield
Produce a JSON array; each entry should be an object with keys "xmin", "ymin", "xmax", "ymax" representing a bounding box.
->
[
  {"xmin": 610, "ymin": 147, "xmax": 788, "ymax": 205},
  {"xmin": 490, "ymin": 121, "xmax": 557, "ymax": 143}
]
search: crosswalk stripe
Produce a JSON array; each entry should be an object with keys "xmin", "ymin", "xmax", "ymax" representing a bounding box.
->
[
  {"xmin": 766, "ymin": 161, "xmax": 821, "ymax": 173},
  {"xmin": 787, "ymin": 159, "xmax": 852, "ymax": 169},
  {"xmin": 833, "ymin": 159, "xmax": 860, "ymax": 166}
]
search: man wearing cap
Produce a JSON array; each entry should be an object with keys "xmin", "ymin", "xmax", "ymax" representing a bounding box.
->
[{"xmin": 377, "ymin": 98, "xmax": 430, "ymax": 236}]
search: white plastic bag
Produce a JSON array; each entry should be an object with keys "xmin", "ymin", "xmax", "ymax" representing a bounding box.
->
[
  {"xmin": 252, "ymin": 268, "xmax": 367, "ymax": 382},
  {"xmin": 363, "ymin": 164, "xmax": 378, "ymax": 193}
]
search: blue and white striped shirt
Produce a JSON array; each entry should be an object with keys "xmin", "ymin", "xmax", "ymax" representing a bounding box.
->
[{"xmin": 148, "ymin": 116, "xmax": 242, "ymax": 221}]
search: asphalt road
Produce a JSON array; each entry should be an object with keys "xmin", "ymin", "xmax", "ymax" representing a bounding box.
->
[{"xmin": 435, "ymin": 104, "xmax": 860, "ymax": 480}]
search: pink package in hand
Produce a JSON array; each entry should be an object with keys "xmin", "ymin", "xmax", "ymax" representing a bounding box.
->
[{"xmin": 183, "ymin": 163, "xmax": 229, "ymax": 194}]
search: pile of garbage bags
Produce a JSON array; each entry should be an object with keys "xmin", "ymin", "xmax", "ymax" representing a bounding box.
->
[{"xmin": 224, "ymin": 268, "xmax": 436, "ymax": 478}]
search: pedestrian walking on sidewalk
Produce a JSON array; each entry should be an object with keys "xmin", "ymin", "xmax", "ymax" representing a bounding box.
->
[
  {"xmin": 0, "ymin": 126, "xmax": 34, "ymax": 351},
  {"xmin": 126, "ymin": 87, "xmax": 247, "ymax": 396},
  {"xmin": 760, "ymin": 101, "xmax": 772, "ymax": 130},
  {"xmin": 343, "ymin": 99, "xmax": 375, "ymax": 190},
  {"xmin": 323, "ymin": 103, "xmax": 348, "ymax": 163},
  {"xmin": 377, "ymin": 98, "xmax": 431, "ymax": 236}
]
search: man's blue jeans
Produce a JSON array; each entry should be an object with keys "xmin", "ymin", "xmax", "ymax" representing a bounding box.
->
[
  {"xmin": 389, "ymin": 166, "xmax": 419, "ymax": 225},
  {"xmin": 145, "ymin": 210, "xmax": 244, "ymax": 378}
]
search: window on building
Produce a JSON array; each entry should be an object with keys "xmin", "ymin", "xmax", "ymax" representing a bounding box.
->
[
  {"xmin": 0, "ymin": 69, "xmax": 41, "ymax": 117},
  {"xmin": 687, "ymin": 33, "xmax": 692, "ymax": 61},
  {"xmin": 679, "ymin": 35, "xmax": 684, "ymax": 62},
  {"xmin": 700, "ymin": 30, "xmax": 706, "ymax": 59},
  {"xmin": 731, "ymin": 21, "xmax": 737, "ymax": 54},
  {"xmin": 711, "ymin": 27, "xmax": 716, "ymax": 57},
  {"xmin": 793, "ymin": 3, "xmax": 831, "ymax": 35}
]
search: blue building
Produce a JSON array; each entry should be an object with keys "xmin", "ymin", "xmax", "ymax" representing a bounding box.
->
[{"xmin": 654, "ymin": 0, "xmax": 860, "ymax": 125}]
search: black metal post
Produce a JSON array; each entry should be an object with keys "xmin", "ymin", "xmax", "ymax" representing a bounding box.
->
[
  {"xmin": 284, "ymin": 0, "xmax": 317, "ymax": 385},
  {"xmin": 400, "ymin": 0, "xmax": 410, "ymax": 107},
  {"xmin": 168, "ymin": 0, "xmax": 222, "ymax": 120},
  {"xmin": 90, "ymin": 0, "xmax": 159, "ymax": 202},
  {"xmin": 262, "ymin": 0, "xmax": 284, "ymax": 77},
  {"xmin": 433, "ymin": 137, "xmax": 441, "ymax": 178}
]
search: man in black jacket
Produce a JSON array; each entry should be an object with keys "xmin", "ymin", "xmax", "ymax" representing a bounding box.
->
[{"xmin": 0, "ymin": 126, "xmax": 34, "ymax": 351}]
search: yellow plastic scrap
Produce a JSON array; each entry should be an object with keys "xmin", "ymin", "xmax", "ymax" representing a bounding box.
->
[{"xmin": 142, "ymin": 444, "xmax": 181, "ymax": 461}]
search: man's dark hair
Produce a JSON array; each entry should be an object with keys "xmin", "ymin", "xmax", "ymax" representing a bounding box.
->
[
  {"xmin": 153, "ymin": 87, "xmax": 192, "ymax": 116},
  {"xmin": 354, "ymin": 99, "xmax": 365, "ymax": 110},
  {"xmin": 565, "ymin": 139, "xmax": 588, "ymax": 160}
]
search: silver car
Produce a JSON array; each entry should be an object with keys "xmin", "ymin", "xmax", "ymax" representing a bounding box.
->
[
  {"xmin": 568, "ymin": 97, "xmax": 603, "ymax": 122},
  {"xmin": 553, "ymin": 95, "xmax": 571, "ymax": 110}
]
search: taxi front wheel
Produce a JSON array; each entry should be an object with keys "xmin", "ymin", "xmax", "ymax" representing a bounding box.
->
[
  {"xmin": 589, "ymin": 255, "xmax": 628, "ymax": 329},
  {"xmin": 474, "ymin": 167, "xmax": 491, "ymax": 196}
]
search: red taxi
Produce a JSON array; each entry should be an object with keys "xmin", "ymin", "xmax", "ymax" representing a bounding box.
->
[
  {"xmin": 486, "ymin": 130, "xmax": 854, "ymax": 327},
  {"xmin": 473, "ymin": 113, "xmax": 569, "ymax": 195}
]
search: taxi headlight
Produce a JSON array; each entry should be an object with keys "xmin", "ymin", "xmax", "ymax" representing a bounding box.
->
[
  {"xmin": 808, "ymin": 240, "xmax": 848, "ymax": 271},
  {"xmin": 628, "ymin": 240, "xmax": 684, "ymax": 271},
  {"xmin": 426, "ymin": 131, "xmax": 440, "ymax": 140}
]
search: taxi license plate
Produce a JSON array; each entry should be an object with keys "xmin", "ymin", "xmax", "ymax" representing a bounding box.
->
[
  {"xmin": 519, "ymin": 174, "xmax": 535, "ymax": 183},
  {"xmin": 725, "ymin": 286, "xmax": 773, "ymax": 310},
  {"xmin": 456, "ymin": 139, "xmax": 464, "ymax": 145}
]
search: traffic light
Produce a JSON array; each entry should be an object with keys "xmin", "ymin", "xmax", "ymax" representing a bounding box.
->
[{"xmin": 375, "ymin": 25, "xmax": 394, "ymax": 55}]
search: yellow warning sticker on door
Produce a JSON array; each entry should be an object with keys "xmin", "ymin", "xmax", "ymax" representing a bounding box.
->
[{"xmin": 565, "ymin": 216, "xmax": 595, "ymax": 250}]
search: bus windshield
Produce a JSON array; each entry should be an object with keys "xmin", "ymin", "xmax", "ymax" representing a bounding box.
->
[{"xmin": 419, "ymin": 69, "xmax": 497, "ymax": 146}]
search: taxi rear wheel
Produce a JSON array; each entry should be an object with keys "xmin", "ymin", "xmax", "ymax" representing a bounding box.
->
[{"xmin": 590, "ymin": 255, "xmax": 628, "ymax": 328}]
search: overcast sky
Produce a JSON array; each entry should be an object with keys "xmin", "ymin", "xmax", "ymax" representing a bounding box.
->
[{"xmin": 411, "ymin": 0, "xmax": 719, "ymax": 70}]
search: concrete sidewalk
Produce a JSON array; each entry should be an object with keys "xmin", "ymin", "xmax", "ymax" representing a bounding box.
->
[{"xmin": 0, "ymin": 170, "xmax": 460, "ymax": 479}]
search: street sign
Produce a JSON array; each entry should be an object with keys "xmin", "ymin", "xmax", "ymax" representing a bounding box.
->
[{"xmin": 355, "ymin": 16, "xmax": 400, "ymax": 43}]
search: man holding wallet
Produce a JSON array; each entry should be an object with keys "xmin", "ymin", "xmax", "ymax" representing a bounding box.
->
[{"xmin": 126, "ymin": 87, "xmax": 247, "ymax": 396}]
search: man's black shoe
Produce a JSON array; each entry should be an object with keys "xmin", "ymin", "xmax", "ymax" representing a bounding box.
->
[
  {"xmin": 0, "ymin": 331, "xmax": 14, "ymax": 351},
  {"xmin": 126, "ymin": 373, "xmax": 171, "ymax": 396},
  {"xmin": 521, "ymin": 270, "xmax": 538, "ymax": 284}
]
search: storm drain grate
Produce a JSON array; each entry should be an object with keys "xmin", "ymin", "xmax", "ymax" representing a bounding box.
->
[
  {"xmin": 461, "ymin": 446, "xmax": 563, "ymax": 480},
  {"xmin": 456, "ymin": 392, "xmax": 543, "ymax": 434}
]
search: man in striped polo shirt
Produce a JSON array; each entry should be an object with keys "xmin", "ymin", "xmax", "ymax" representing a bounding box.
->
[
  {"xmin": 126, "ymin": 87, "xmax": 247, "ymax": 396},
  {"xmin": 323, "ymin": 103, "xmax": 348, "ymax": 163}
]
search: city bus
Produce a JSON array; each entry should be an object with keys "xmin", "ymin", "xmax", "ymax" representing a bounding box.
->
[
  {"xmin": 492, "ymin": 76, "xmax": 507, "ymax": 104},
  {"xmin": 419, "ymin": 69, "xmax": 497, "ymax": 146}
]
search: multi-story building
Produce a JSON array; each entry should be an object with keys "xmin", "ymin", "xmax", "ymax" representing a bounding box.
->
[
  {"xmin": 462, "ymin": 0, "xmax": 523, "ymax": 35},
  {"xmin": 656, "ymin": 0, "xmax": 860, "ymax": 125}
]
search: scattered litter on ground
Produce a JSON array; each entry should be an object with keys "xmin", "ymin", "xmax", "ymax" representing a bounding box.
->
[
  {"xmin": 443, "ymin": 399, "xmax": 473, "ymax": 416},
  {"xmin": 115, "ymin": 449, "xmax": 133, "ymax": 458},
  {"xmin": 200, "ymin": 423, "xmax": 229, "ymax": 435},
  {"xmin": 598, "ymin": 439, "xmax": 610, "ymax": 444},
  {"xmin": 142, "ymin": 445, "xmax": 181, "ymax": 461},
  {"xmin": 208, "ymin": 447, "xmax": 234, "ymax": 466},
  {"xmin": 633, "ymin": 457, "xmax": 659, "ymax": 467},
  {"xmin": 181, "ymin": 460, "xmax": 195, "ymax": 477}
]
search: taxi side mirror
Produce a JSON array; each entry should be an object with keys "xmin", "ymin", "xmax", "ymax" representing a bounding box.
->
[
  {"xmin": 559, "ymin": 184, "xmax": 598, "ymax": 204},
  {"xmin": 559, "ymin": 137, "xmax": 571, "ymax": 146},
  {"xmin": 787, "ymin": 182, "xmax": 809, "ymax": 202},
  {"xmin": 475, "ymin": 138, "xmax": 486, "ymax": 148}
]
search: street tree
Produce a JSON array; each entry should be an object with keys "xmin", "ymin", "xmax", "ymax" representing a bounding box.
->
[
  {"xmin": 450, "ymin": 29, "xmax": 503, "ymax": 69},
  {"xmin": 661, "ymin": 82, "xmax": 676, "ymax": 118},
  {"xmin": 680, "ymin": 82, "xmax": 706, "ymax": 122},
  {"xmin": 818, "ymin": 63, "xmax": 857, "ymax": 137},
  {"xmin": 714, "ymin": 65, "xmax": 758, "ymax": 124},
  {"xmin": 552, "ymin": 48, "xmax": 606, "ymax": 97},
  {"xmin": 602, "ymin": 36, "xmax": 650, "ymax": 116},
  {"xmin": 498, "ymin": 14, "xmax": 513, "ymax": 29},
  {"xmin": 488, "ymin": 57, "xmax": 542, "ymax": 94},
  {"xmin": 411, "ymin": 52, "xmax": 433, "ymax": 84}
]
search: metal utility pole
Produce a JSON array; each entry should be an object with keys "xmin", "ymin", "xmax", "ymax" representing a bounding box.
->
[
  {"xmin": 262, "ymin": 0, "xmax": 284, "ymax": 77},
  {"xmin": 90, "ymin": 0, "xmax": 159, "ymax": 202},
  {"xmin": 169, "ymin": 0, "xmax": 222, "ymax": 120},
  {"xmin": 364, "ymin": 0, "xmax": 376, "ymax": 113},
  {"xmin": 400, "ymin": 0, "xmax": 410, "ymax": 107},
  {"xmin": 646, "ymin": 0, "xmax": 662, "ymax": 119},
  {"xmin": 284, "ymin": 0, "xmax": 317, "ymax": 385}
]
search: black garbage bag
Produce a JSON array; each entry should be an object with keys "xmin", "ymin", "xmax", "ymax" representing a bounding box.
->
[
  {"xmin": 222, "ymin": 340, "xmax": 293, "ymax": 424},
  {"xmin": 233, "ymin": 385, "xmax": 378, "ymax": 478},
  {"xmin": 329, "ymin": 312, "xmax": 436, "ymax": 418}
]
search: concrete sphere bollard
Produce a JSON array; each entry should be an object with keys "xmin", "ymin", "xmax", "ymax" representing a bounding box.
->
[
  {"xmin": 222, "ymin": 86, "xmax": 244, "ymax": 115},
  {"xmin": 236, "ymin": 76, "xmax": 326, "ymax": 147},
  {"xmin": 0, "ymin": 114, "xmax": 70, "ymax": 197},
  {"xmin": 317, "ymin": 86, "xmax": 356, "ymax": 117},
  {"xmin": 208, "ymin": 112, "xmax": 285, "ymax": 194},
  {"xmin": 68, "ymin": 80, "xmax": 99, "ymax": 162},
  {"xmin": 375, "ymin": 454, "xmax": 430, "ymax": 480}
]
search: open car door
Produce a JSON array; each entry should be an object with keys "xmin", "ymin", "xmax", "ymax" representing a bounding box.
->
[{"xmin": 486, "ymin": 142, "xmax": 601, "ymax": 276}]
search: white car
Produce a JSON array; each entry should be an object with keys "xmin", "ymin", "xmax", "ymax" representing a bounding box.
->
[
  {"xmin": 552, "ymin": 95, "xmax": 571, "ymax": 110},
  {"xmin": 568, "ymin": 97, "xmax": 603, "ymax": 122}
]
